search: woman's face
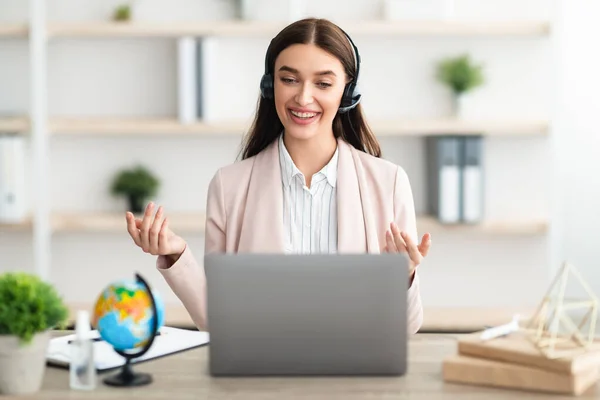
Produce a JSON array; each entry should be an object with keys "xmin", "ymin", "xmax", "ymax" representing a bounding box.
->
[{"xmin": 273, "ymin": 43, "xmax": 347, "ymax": 142}]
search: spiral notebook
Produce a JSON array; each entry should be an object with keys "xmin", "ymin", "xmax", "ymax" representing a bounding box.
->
[{"xmin": 46, "ymin": 326, "xmax": 210, "ymax": 372}]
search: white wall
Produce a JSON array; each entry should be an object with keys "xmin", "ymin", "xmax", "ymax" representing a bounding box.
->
[
  {"xmin": 0, "ymin": 0, "xmax": 571, "ymax": 314},
  {"xmin": 550, "ymin": 0, "xmax": 600, "ymax": 301}
]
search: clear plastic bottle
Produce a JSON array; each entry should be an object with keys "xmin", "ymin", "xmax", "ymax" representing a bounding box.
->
[{"xmin": 69, "ymin": 310, "xmax": 97, "ymax": 390}]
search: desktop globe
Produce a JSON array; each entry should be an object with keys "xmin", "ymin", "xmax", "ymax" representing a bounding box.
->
[{"xmin": 92, "ymin": 273, "xmax": 165, "ymax": 386}]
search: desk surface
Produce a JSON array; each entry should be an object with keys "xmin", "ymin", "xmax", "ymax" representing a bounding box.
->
[{"xmin": 30, "ymin": 333, "xmax": 597, "ymax": 400}]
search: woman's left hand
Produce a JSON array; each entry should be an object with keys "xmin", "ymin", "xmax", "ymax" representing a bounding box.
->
[{"xmin": 383, "ymin": 222, "xmax": 431, "ymax": 279}]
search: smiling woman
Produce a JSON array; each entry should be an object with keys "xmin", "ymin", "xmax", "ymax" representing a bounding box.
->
[
  {"xmin": 125, "ymin": 18, "xmax": 432, "ymax": 335},
  {"xmin": 242, "ymin": 18, "xmax": 379, "ymax": 161}
]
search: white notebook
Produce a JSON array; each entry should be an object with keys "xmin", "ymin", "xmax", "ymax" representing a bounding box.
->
[{"xmin": 46, "ymin": 326, "xmax": 210, "ymax": 371}]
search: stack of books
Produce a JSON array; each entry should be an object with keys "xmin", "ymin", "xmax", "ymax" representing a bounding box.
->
[{"xmin": 443, "ymin": 330, "xmax": 600, "ymax": 396}]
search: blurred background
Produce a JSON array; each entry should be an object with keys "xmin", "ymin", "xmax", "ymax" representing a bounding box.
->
[{"xmin": 0, "ymin": 0, "xmax": 597, "ymax": 333}]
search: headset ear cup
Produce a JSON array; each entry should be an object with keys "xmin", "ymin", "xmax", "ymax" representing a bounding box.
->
[
  {"xmin": 338, "ymin": 83, "xmax": 361, "ymax": 113},
  {"xmin": 260, "ymin": 74, "xmax": 274, "ymax": 99}
]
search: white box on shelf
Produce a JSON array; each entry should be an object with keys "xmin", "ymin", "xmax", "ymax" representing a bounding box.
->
[
  {"xmin": 238, "ymin": 0, "xmax": 306, "ymax": 22},
  {"xmin": 0, "ymin": 134, "xmax": 27, "ymax": 223},
  {"xmin": 382, "ymin": 0, "xmax": 454, "ymax": 21}
]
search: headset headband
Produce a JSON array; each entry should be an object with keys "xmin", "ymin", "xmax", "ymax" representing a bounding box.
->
[{"xmin": 264, "ymin": 28, "xmax": 360, "ymax": 82}]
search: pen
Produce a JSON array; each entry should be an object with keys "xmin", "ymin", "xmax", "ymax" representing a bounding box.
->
[{"xmin": 480, "ymin": 315, "xmax": 520, "ymax": 341}]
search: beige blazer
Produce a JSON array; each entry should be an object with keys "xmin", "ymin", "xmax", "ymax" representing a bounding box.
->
[{"xmin": 157, "ymin": 137, "xmax": 424, "ymax": 334}]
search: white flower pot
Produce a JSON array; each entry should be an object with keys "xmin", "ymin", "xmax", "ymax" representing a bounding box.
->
[
  {"xmin": 451, "ymin": 93, "xmax": 464, "ymax": 119},
  {"xmin": 0, "ymin": 331, "xmax": 50, "ymax": 395},
  {"xmin": 451, "ymin": 92, "xmax": 479, "ymax": 120}
]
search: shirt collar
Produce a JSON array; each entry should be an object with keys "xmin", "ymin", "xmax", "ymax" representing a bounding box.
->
[{"xmin": 278, "ymin": 134, "xmax": 338, "ymax": 188}]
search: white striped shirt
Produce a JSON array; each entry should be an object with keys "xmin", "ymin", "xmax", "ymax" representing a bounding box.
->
[{"xmin": 278, "ymin": 135, "xmax": 338, "ymax": 254}]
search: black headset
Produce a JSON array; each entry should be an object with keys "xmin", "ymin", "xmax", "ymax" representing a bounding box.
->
[{"xmin": 259, "ymin": 28, "xmax": 362, "ymax": 114}]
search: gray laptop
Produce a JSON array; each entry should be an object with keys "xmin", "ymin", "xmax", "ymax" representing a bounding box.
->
[{"xmin": 203, "ymin": 253, "xmax": 409, "ymax": 376}]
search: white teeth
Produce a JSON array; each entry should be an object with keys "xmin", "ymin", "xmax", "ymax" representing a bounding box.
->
[{"xmin": 290, "ymin": 110, "xmax": 317, "ymax": 118}]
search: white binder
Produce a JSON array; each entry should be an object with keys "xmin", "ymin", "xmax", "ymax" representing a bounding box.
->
[
  {"xmin": 46, "ymin": 326, "xmax": 209, "ymax": 372},
  {"xmin": 426, "ymin": 136, "xmax": 461, "ymax": 224},
  {"xmin": 462, "ymin": 136, "xmax": 484, "ymax": 223},
  {"xmin": 0, "ymin": 134, "xmax": 27, "ymax": 223}
]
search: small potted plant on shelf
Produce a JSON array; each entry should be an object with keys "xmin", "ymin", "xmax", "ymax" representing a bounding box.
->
[
  {"xmin": 113, "ymin": 4, "xmax": 132, "ymax": 22},
  {"xmin": 436, "ymin": 53, "xmax": 484, "ymax": 118},
  {"xmin": 111, "ymin": 164, "xmax": 160, "ymax": 214},
  {"xmin": 0, "ymin": 272, "xmax": 69, "ymax": 395}
]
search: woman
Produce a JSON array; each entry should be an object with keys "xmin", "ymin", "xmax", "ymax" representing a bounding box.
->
[{"xmin": 126, "ymin": 18, "xmax": 432, "ymax": 334}]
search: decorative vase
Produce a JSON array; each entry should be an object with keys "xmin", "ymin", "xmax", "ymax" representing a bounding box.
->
[
  {"xmin": 128, "ymin": 195, "xmax": 145, "ymax": 214},
  {"xmin": 451, "ymin": 92, "xmax": 466, "ymax": 119},
  {"xmin": 0, "ymin": 331, "xmax": 50, "ymax": 395}
]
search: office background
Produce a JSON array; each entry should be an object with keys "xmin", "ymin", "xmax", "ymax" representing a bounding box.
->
[{"xmin": 0, "ymin": 0, "xmax": 598, "ymax": 331}]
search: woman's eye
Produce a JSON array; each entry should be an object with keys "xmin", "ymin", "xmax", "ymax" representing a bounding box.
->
[
  {"xmin": 317, "ymin": 82, "xmax": 332, "ymax": 89},
  {"xmin": 280, "ymin": 77, "xmax": 296, "ymax": 84}
]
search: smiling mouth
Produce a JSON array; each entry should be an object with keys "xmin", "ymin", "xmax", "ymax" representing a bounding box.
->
[{"xmin": 289, "ymin": 109, "xmax": 319, "ymax": 119}]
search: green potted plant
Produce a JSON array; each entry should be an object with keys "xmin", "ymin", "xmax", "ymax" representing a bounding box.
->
[
  {"xmin": 0, "ymin": 272, "xmax": 69, "ymax": 395},
  {"xmin": 111, "ymin": 164, "xmax": 160, "ymax": 214},
  {"xmin": 113, "ymin": 4, "xmax": 132, "ymax": 22},
  {"xmin": 436, "ymin": 54, "xmax": 484, "ymax": 118}
]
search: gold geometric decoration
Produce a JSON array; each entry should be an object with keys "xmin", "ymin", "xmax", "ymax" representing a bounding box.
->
[{"xmin": 525, "ymin": 261, "xmax": 599, "ymax": 359}]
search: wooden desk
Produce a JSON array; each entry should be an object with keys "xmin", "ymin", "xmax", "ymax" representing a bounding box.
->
[{"xmin": 27, "ymin": 333, "xmax": 597, "ymax": 399}]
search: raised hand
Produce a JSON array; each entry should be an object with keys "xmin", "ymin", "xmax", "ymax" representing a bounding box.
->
[
  {"xmin": 125, "ymin": 202, "xmax": 187, "ymax": 262},
  {"xmin": 383, "ymin": 222, "xmax": 431, "ymax": 278}
]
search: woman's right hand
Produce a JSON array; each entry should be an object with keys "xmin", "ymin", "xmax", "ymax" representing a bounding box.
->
[{"xmin": 126, "ymin": 202, "xmax": 187, "ymax": 263}]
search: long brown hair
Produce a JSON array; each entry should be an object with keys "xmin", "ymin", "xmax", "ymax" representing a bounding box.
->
[{"xmin": 239, "ymin": 18, "xmax": 381, "ymax": 160}]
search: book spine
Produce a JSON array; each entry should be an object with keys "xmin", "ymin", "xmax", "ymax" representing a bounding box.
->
[
  {"xmin": 457, "ymin": 341, "xmax": 573, "ymax": 374},
  {"xmin": 177, "ymin": 36, "xmax": 197, "ymax": 125},
  {"xmin": 443, "ymin": 355, "xmax": 597, "ymax": 395}
]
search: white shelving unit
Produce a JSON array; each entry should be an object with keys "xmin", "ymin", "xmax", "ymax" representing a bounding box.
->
[
  {"xmin": 0, "ymin": 1, "xmax": 554, "ymax": 329},
  {"xmin": 0, "ymin": 24, "xmax": 28, "ymax": 38},
  {"xmin": 43, "ymin": 20, "xmax": 550, "ymax": 38},
  {"xmin": 45, "ymin": 211, "xmax": 547, "ymax": 235},
  {"xmin": 0, "ymin": 116, "xmax": 548, "ymax": 136}
]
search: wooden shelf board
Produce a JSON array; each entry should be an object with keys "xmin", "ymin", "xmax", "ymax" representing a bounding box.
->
[
  {"xmin": 49, "ymin": 117, "xmax": 247, "ymax": 135},
  {"xmin": 373, "ymin": 119, "xmax": 548, "ymax": 136},
  {"xmin": 51, "ymin": 212, "xmax": 206, "ymax": 233},
  {"xmin": 0, "ymin": 219, "xmax": 33, "ymax": 232},
  {"xmin": 417, "ymin": 215, "xmax": 548, "ymax": 235},
  {"xmin": 47, "ymin": 21, "xmax": 284, "ymax": 38},
  {"xmin": 0, "ymin": 24, "xmax": 28, "ymax": 38},
  {"xmin": 49, "ymin": 117, "xmax": 548, "ymax": 136},
  {"xmin": 66, "ymin": 302, "xmax": 532, "ymax": 333},
  {"xmin": 351, "ymin": 20, "xmax": 550, "ymax": 37},
  {"xmin": 67, "ymin": 302, "xmax": 196, "ymax": 329},
  {"xmin": 420, "ymin": 307, "xmax": 533, "ymax": 332},
  {"xmin": 0, "ymin": 116, "xmax": 29, "ymax": 133},
  {"xmin": 50, "ymin": 212, "xmax": 547, "ymax": 236},
  {"xmin": 46, "ymin": 20, "xmax": 550, "ymax": 38}
]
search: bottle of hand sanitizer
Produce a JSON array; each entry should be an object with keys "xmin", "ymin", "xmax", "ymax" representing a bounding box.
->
[{"xmin": 70, "ymin": 310, "xmax": 97, "ymax": 390}]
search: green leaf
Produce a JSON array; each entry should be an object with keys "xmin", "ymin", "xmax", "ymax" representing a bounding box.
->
[
  {"xmin": 436, "ymin": 54, "xmax": 485, "ymax": 95},
  {"xmin": 0, "ymin": 272, "xmax": 69, "ymax": 345},
  {"xmin": 110, "ymin": 164, "xmax": 160, "ymax": 199},
  {"xmin": 113, "ymin": 5, "xmax": 131, "ymax": 22}
]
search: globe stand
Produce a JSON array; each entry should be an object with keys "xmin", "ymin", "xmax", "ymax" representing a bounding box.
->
[
  {"xmin": 103, "ymin": 358, "xmax": 152, "ymax": 387},
  {"xmin": 103, "ymin": 273, "xmax": 159, "ymax": 387}
]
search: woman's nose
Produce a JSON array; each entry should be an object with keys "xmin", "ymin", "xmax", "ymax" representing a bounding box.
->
[{"xmin": 294, "ymin": 82, "xmax": 313, "ymax": 106}]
